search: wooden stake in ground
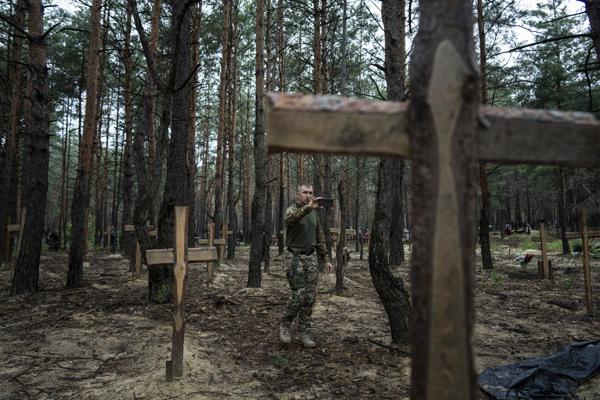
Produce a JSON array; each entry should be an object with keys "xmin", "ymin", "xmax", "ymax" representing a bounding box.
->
[
  {"xmin": 539, "ymin": 221, "xmax": 551, "ymax": 280},
  {"xmin": 171, "ymin": 206, "xmax": 188, "ymax": 378},
  {"xmin": 581, "ymin": 210, "xmax": 593, "ymax": 315}
]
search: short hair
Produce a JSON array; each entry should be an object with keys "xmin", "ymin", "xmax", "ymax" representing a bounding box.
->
[{"xmin": 297, "ymin": 183, "xmax": 313, "ymax": 192}]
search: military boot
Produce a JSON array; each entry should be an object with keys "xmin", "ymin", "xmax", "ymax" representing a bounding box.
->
[
  {"xmin": 300, "ymin": 332, "xmax": 316, "ymax": 348},
  {"xmin": 279, "ymin": 325, "xmax": 291, "ymax": 344}
]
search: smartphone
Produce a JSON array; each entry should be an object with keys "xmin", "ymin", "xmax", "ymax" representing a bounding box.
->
[{"xmin": 317, "ymin": 197, "xmax": 334, "ymax": 207}]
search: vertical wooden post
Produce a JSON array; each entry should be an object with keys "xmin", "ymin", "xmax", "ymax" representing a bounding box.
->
[
  {"xmin": 15, "ymin": 208, "xmax": 26, "ymax": 260},
  {"xmin": 540, "ymin": 221, "xmax": 551, "ymax": 280},
  {"xmin": 135, "ymin": 240, "xmax": 142, "ymax": 277},
  {"xmin": 207, "ymin": 223, "xmax": 215, "ymax": 284},
  {"xmin": 581, "ymin": 210, "xmax": 593, "ymax": 315},
  {"xmin": 171, "ymin": 206, "xmax": 189, "ymax": 378},
  {"xmin": 83, "ymin": 207, "xmax": 89, "ymax": 254},
  {"xmin": 5, "ymin": 216, "xmax": 11, "ymax": 262}
]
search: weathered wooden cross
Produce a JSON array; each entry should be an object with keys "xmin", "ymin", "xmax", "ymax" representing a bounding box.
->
[
  {"xmin": 123, "ymin": 224, "xmax": 157, "ymax": 277},
  {"xmin": 144, "ymin": 206, "xmax": 219, "ymax": 379},
  {"xmin": 265, "ymin": 8, "xmax": 599, "ymax": 398},
  {"xmin": 4, "ymin": 208, "xmax": 25, "ymax": 262}
]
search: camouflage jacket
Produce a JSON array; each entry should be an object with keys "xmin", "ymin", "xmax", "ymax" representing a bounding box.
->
[{"xmin": 284, "ymin": 202, "xmax": 328, "ymax": 263}]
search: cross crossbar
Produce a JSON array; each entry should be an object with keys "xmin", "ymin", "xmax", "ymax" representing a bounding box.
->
[
  {"xmin": 6, "ymin": 224, "xmax": 21, "ymax": 233},
  {"xmin": 145, "ymin": 247, "xmax": 218, "ymax": 266},
  {"xmin": 266, "ymin": 93, "xmax": 600, "ymax": 167}
]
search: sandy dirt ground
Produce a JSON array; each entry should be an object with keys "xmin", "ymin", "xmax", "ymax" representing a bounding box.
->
[{"xmin": 0, "ymin": 236, "xmax": 599, "ymax": 399}]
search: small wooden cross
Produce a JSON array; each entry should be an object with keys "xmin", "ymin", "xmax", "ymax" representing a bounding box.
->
[
  {"xmin": 4, "ymin": 208, "xmax": 26, "ymax": 262},
  {"xmin": 124, "ymin": 224, "xmax": 157, "ymax": 277},
  {"xmin": 144, "ymin": 206, "xmax": 218, "ymax": 380},
  {"xmin": 265, "ymin": 48, "xmax": 599, "ymax": 400}
]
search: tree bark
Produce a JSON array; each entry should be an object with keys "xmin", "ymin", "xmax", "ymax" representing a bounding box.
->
[
  {"xmin": 214, "ymin": 0, "xmax": 231, "ymax": 240},
  {"xmin": 121, "ymin": 0, "xmax": 135, "ymax": 255},
  {"xmin": 336, "ymin": 175, "xmax": 348, "ymax": 295},
  {"xmin": 557, "ymin": 167, "xmax": 570, "ymax": 255},
  {"xmin": 367, "ymin": 0, "xmax": 411, "ymax": 343},
  {"xmin": 382, "ymin": 0, "xmax": 407, "ymax": 266},
  {"xmin": 248, "ymin": 0, "xmax": 266, "ymax": 287},
  {"xmin": 11, "ymin": 0, "xmax": 50, "ymax": 294},
  {"xmin": 582, "ymin": 0, "xmax": 600, "ymax": 64},
  {"xmin": 0, "ymin": 0, "xmax": 26, "ymax": 264},
  {"xmin": 477, "ymin": 0, "xmax": 493, "ymax": 270},
  {"xmin": 155, "ymin": 0, "xmax": 195, "ymax": 302},
  {"xmin": 67, "ymin": 0, "xmax": 103, "ymax": 288}
]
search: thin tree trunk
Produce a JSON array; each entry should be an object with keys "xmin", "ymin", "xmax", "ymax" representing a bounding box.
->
[
  {"xmin": 58, "ymin": 99, "xmax": 71, "ymax": 250},
  {"xmin": 477, "ymin": 0, "xmax": 493, "ymax": 270},
  {"xmin": 214, "ymin": 0, "xmax": 231, "ymax": 239},
  {"xmin": 121, "ymin": 0, "xmax": 134, "ymax": 255},
  {"xmin": 557, "ymin": 167, "xmax": 570, "ymax": 255},
  {"xmin": 11, "ymin": 0, "xmax": 50, "ymax": 294},
  {"xmin": 248, "ymin": 0, "xmax": 266, "ymax": 287},
  {"xmin": 67, "ymin": 0, "xmax": 103, "ymax": 288},
  {"xmin": 0, "ymin": 0, "xmax": 26, "ymax": 264},
  {"xmin": 226, "ymin": 2, "xmax": 239, "ymax": 259},
  {"xmin": 336, "ymin": 175, "xmax": 348, "ymax": 295},
  {"xmin": 367, "ymin": 0, "xmax": 411, "ymax": 344}
]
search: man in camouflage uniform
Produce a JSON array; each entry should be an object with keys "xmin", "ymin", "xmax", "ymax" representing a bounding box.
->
[{"xmin": 280, "ymin": 184, "xmax": 332, "ymax": 348}]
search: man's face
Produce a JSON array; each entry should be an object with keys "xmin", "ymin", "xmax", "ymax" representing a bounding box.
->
[{"xmin": 297, "ymin": 185, "xmax": 313, "ymax": 205}]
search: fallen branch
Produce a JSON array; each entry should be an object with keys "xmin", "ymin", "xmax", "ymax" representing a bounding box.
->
[{"xmin": 366, "ymin": 338, "xmax": 411, "ymax": 357}]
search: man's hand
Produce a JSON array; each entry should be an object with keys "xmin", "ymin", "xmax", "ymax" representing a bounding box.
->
[
  {"xmin": 308, "ymin": 197, "xmax": 322, "ymax": 209},
  {"xmin": 325, "ymin": 262, "xmax": 333, "ymax": 274}
]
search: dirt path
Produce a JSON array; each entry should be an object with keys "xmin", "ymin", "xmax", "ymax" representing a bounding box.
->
[{"xmin": 0, "ymin": 240, "xmax": 598, "ymax": 399}]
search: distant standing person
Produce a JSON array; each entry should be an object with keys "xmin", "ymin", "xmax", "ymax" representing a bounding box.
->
[{"xmin": 280, "ymin": 184, "xmax": 332, "ymax": 348}]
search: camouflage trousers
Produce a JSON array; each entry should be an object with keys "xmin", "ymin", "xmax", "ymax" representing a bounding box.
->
[{"xmin": 281, "ymin": 253, "xmax": 319, "ymax": 332}]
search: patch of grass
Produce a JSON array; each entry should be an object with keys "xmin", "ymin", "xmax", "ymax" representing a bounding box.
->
[
  {"xmin": 272, "ymin": 351, "xmax": 303, "ymax": 370},
  {"xmin": 517, "ymin": 236, "xmax": 582, "ymax": 252}
]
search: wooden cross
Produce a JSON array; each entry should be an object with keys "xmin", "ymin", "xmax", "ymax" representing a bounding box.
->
[
  {"xmin": 196, "ymin": 224, "xmax": 232, "ymax": 263},
  {"xmin": 265, "ymin": 34, "xmax": 599, "ymax": 400},
  {"xmin": 4, "ymin": 208, "xmax": 26, "ymax": 262},
  {"xmin": 123, "ymin": 224, "xmax": 157, "ymax": 277},
  {"xmin": 144, "ymin": 206, "xmax": 218, "ymax": 379}
]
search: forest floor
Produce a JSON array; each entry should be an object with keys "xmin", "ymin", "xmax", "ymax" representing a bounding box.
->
[{"xmin": 1, "ymin": 234, "xmax": 599, "ymax": 400}]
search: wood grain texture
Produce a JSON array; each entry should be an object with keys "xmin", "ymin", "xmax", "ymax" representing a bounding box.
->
[
  {"xmin": 426, "ymin": 40, "xmax": 471, "ymax": 400},
  {"xmin": 146, "ymin": 247, "xmax": 218, "ymax": 265},
  {"xmin": 266, "ymin": 93, "xmax": 410, "ymax": 157},
  {"xmin": 266, "ymin": 93, "xmax": 600, "ymax": 166},
  {"xmin": 172, "ymin": 206, "xmax": 188, "ymax": 378}
]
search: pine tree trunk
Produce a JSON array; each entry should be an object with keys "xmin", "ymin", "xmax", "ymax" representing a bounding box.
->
[
  {"xmin": 11, "ymin": 0, "xmax": 50, "ymax": 294},
  {"xmin": 121, "ymin": 0, "xmax": 134, "ymax": 255},
  {"xmin": 67, "ymin": 0, "xmax": 103, "ymax": 288},
  {"xmin": 557, "ymin": 167, "xmax": 570, "ymax": 255},
  {"xmin": 248, "ymin": 0, "xmax": 266, "ymax": 287},
  {"xmin": 226, "ymin": 3, "xmax": 239, "ymax": 259},
  {"xmin": 336, "ymin": 176, "xmax": 348, "ymax": 295},
  {"xmin": 476, "ymin": 0, "xmax": 493, "ymax": 269},
  {"xmin": 0, "ymin": 0, "xmax": 26, "ymax": 264},
  {"xmin": 367, "ymin": 0, "xmax": 411, "ymax": 343},
  {"xmin": 381, "ymin": 0, "xmax": 406, "ymax": 266},
  {"xmin": 214, "ymin": 0, "xmax": 231, "ymax": 239},
  {"xmin": 155, "ymin": 0, "xmax": 195, "ymax": 303},
  {"xmin": 583, "ymin": 0, "xmax": 600, "ymax": 63}
]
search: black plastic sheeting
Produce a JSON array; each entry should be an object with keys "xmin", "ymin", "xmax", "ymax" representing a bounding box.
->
[{"xmin": 478, "ymin": 341, "xmax": 600, "ymax": 399}]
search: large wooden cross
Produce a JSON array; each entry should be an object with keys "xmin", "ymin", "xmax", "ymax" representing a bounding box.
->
[
  {"xmin": 265, "ymin": 7, "xmax": 599, "ymax": 400},
  {"xmin": 144, "ymin": 206, "xmax": 219, "ymax": 379}
]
